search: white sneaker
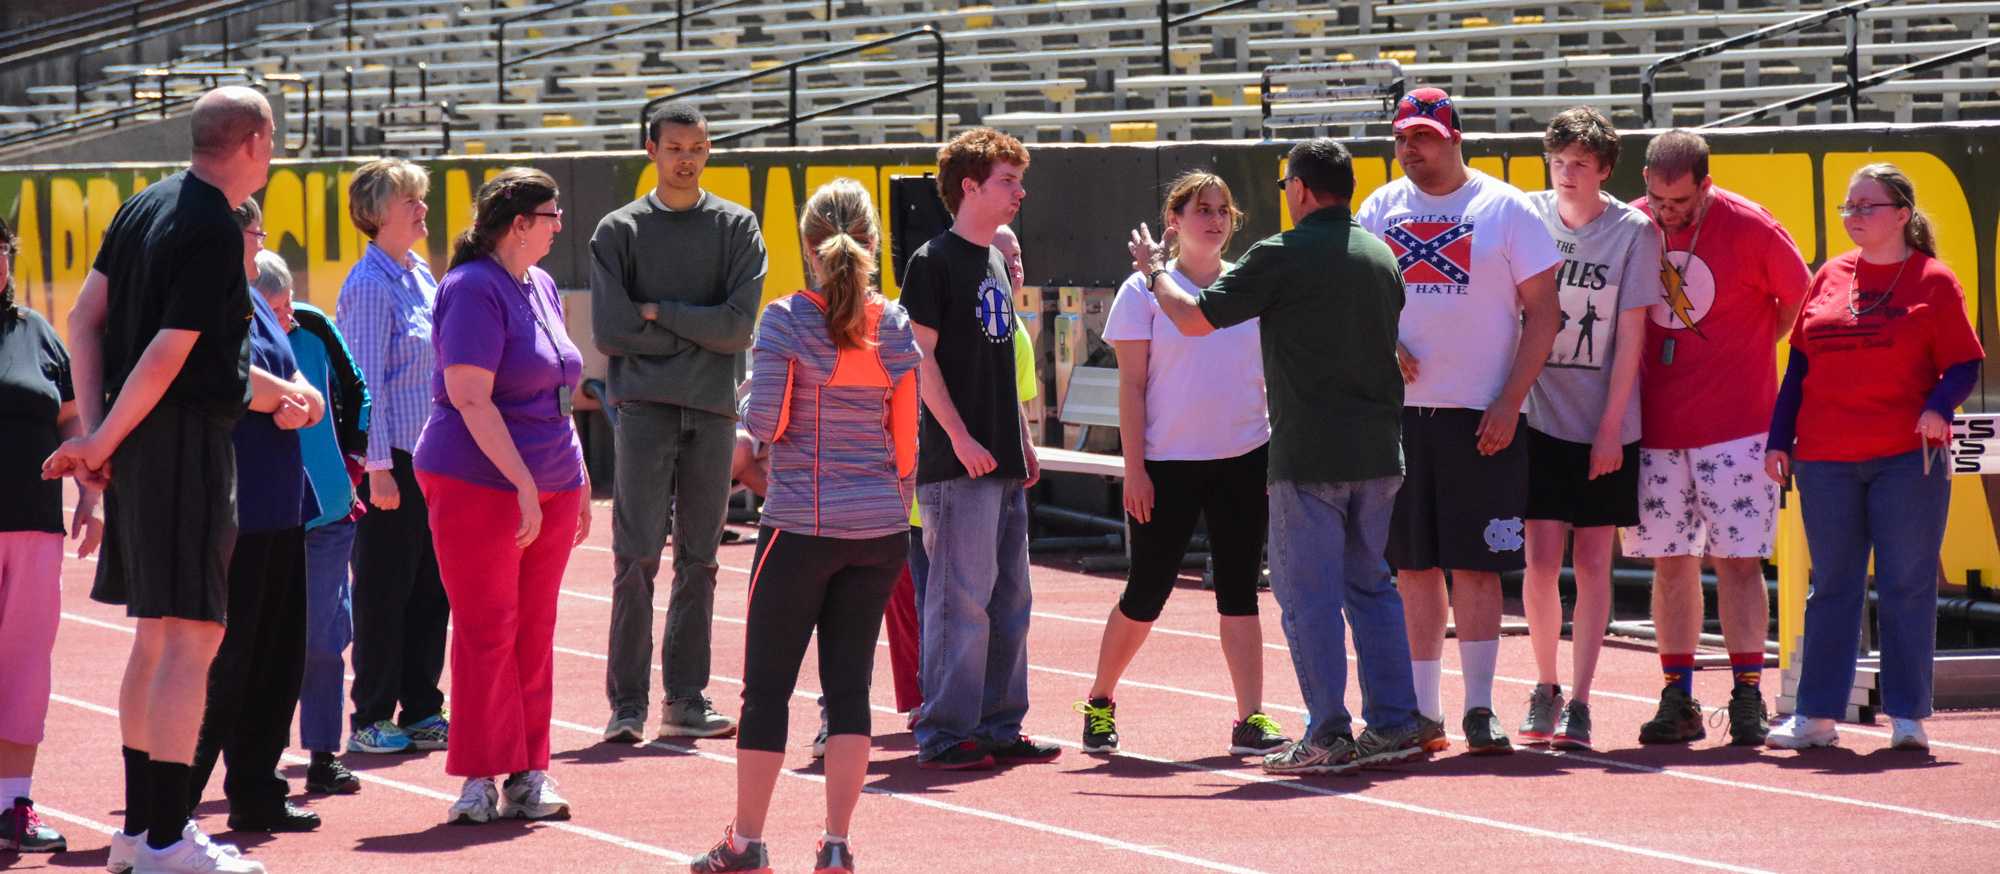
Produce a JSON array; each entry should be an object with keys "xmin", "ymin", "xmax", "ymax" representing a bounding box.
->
[
  {"xmin": 1891, "ymin": 717, "xmax": 1930, "ymax": 751},
  {"xmin": 108, "ymin": 830, "xmax": 141, "ymax": 873},
  {"xmin": 447, "ymin": 777, "xmax": 499, "ymax": 825},
  {"xmin": 500, "ymin": 771, "xmax": 570, "ymax": 821},
  {"xmin": 133, "ymin": 835, "xmax": 267, "ymax": 873},
  {"xmin": 1766, "ymin": 715, "xmax": 1839, "ymax": 749}
]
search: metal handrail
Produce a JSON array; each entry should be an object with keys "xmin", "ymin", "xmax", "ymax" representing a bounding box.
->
[
  {"xmin": 1702, "ymin": 36, "xmax": 2000, "ymax": 128},
  {"xmin": 0, "ymin": 0, "xmax": 157, "ymax": 60},
  {"xmin": 1158, "ymin": 0, "xmax": 1270, "ymax": 75},
  {"xmin": 636, "ymin": 26, "xmax": 946, "ymax": 148},
  {"xmin": 0, "ymin": 67, "xmax": 257, "ymax": 153},
  {"xmin": 494, "ymin": 0, "xmax": 765, "ymax": 103},
  {"xmin": 76, "ymin": 5, "xmax": 339, "ymax": 112},
  {"xmin": 264, "ymin": 71, "xmax": 312, "ymax": 153},
  {"xmin": 1640, "ymin": 0, "xmax": 1889, "ymax": 128}
]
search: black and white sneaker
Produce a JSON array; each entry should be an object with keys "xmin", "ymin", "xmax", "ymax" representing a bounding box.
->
[
  {"xmin": 1076, "ymin": 698, "xmax": 1119, "ymax": 753},
  {"xmin": 1228, "ymin": 712, "xmax": 1290, "ymax": 756}
]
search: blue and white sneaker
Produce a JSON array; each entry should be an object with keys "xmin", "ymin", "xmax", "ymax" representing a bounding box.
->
[
  {"xmin": 347, "ymin": 720, "xmax": 412, "ymax": 754},
  {"xmin": 404, "ymin": 714, "xmax": 449, "ymax": 751}
]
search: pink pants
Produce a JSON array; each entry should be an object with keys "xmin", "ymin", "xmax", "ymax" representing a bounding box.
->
[
  {"xmin": 0, "ymin": 532, "xmax": 63, "ymax": 746},
  {"xmin": 883, "ymin": 565, "xmax": 922, "ymax": 713},
  {"xmin": 418, "ymin": 472, "xmax": 581, "ymax": 778}
]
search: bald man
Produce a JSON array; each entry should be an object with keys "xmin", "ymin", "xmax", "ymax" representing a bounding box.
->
[{"xmin": 45, "ymin": 86, "xmax": 284, "ymax": 873}]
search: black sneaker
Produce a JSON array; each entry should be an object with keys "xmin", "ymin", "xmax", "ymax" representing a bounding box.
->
[
  {"xmin": 1415, "ymin": 714, "xmax": 1450, "ymax": 753},
  {"xmin": 1638, "ymin": 685, "xmax": 1707, "ymax": 745},
  {"xmin": 306, "ymin": 753, "xmax": 362, "ymax": 795},
  {"xmin": 1726, "ymin": 682, "xmax": 1769, "ymax": 747},
  {"xmin": 228, "ymin": 801, "xmax": 322, "ymax": 833},
  {"xmin": 1262, "ymin": 732, "xmax": 1358, "ymax": 776},
  {"xmin": 1228, "ymin": 712, "xmax": 1290, "ymax": 756},
  {"xmin": 1354, "ymin": 723, "xmax": 1425, "ymax": 770},
  {"xmin": 918, "ymin": 740, "xmax": 995, "ymax": 771},
  {"xmin": 0, "ymin": 797, "xmax": 66, "ymax": 853},
  {"xmin": 1076, "ymin": 697, "xmax": 1119, "ymax": 753},
  {"xmin": 1463, "ymin": 707, "xmax": 1514, "ymax": 755},
  {"xmin": 988, "ymin": 736, "xmax": 1061, "ymax": 765},
  {"xmin": 690, "ymin": 825, "xmax": 769, "ymax": 873}
]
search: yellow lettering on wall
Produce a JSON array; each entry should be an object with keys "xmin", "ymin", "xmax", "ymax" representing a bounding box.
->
[
  {"xmin": 264, "ymin": 168, "xmax": 306, "ymax": 285},
  {"xmin": 444, "ymin": 169, "xmax": 475, "ymax": 257},
  {"xmin": 49, "ymin": 178, "xmax": 87, "ymax": 341},
  {"xmin": 1711, "ymin": 154, "xmax": 1817, "ymax": 263},
  {"xmin": 1467, "ymin": 155, "xmax": 1506, "ymax": 183},
  {"xmin": 1352, "ymin": 156, "xmax": 1390, "ymax": 210},
  {"xmin": 306, "ymin": 171, "xmax": 340, "ymax": 309},
  {"xmin": 1508, "ymin": 155, "xmax": 1547, "ymax": 192},
  {"xmin": 334, "ymin": 171, "xmax": 363, "ymax": 301},
  {"xmin": 84, "ymin": 177, "xmax": 120, "ymax": 267},
  {"xmin": 14, "ymin": 181, "xmax": 48, "ymax": 329},
  {"xmin": 758, "ymin": 167, "xmax": 804, "ymax": 310}
]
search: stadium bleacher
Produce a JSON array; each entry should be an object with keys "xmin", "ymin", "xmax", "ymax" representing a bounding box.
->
[{"xmin": 3, "ymin": 0, "xmax": 1997, "ymax": 158}]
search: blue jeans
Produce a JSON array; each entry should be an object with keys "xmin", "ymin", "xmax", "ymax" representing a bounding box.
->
[
  {"xmin": 1795, "ymin": 450, "xmax": 1950, "ymax": 720},
  {"xmin": 913, "ymin": 477, "xmax": 1031, "ymax": 758},
  {"xmin": 301, "ymin": 519, "xmax": 357, "ymax": 753},
  {"xmin": 1268, "ymin": 478, "xmax": 1419, "ymax": 740}
]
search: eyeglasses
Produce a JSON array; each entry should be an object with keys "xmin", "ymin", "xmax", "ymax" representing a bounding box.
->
[
  {"xmin": 244, "ymin": 229, "xmax": 267, "ymax": 240},
  {"xmin": 1275, "ymin": 176, "xmax": 1295, "ymax": 191},
  {"xmin": 530, "ymin": 209, "xmax": 564, "ymax": 221},
  {"xmin": 1837, "ymin": 201, "xmax": 1899, "ymax": 218}
]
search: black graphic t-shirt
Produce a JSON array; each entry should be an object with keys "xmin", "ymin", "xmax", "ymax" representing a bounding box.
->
[{"xmin": 900, "ymin": 230, "xmax": 1025, "ymax": 484}]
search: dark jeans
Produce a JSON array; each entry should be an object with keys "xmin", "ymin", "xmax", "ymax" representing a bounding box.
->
[
  {"xmin": 191, "ymin": 526, "xmax": 306, "ymax": 811},
  {"xmin": 607, "ymin": 401, "xmax": 736, "ymax": 710},
  {"xmin": 737, "ymin": 526, "xmax": 906, "ymax": 752},
  {"xmin": 349, "ymin": 449, "xmax": 449, "ymax": 732},
  {"xmin": 1794, "ymin": 450, "xmax": 1951, "ymax": 720}
]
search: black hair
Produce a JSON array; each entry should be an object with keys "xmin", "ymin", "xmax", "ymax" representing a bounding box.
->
[
  {"xmin": 1286, "ymin": 138, "xmax": 1356, "ymax": 202},
  {"xmin": 645, "ymin": 101, "xmax": 708, "ymax": 143}
]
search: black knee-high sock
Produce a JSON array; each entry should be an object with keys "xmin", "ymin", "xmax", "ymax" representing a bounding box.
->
[
  {"xmin": 122, "ymin": 747, "xmax": 150, "ymax": 836},
  {"xmin": 144, "ymin": 761, "xmax": 192, "ymax": 850}
]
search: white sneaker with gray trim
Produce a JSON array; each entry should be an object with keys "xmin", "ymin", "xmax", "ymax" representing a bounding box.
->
[{"xmin": 501, "ymin": 771, "xmax": 571, "ymax": 821}]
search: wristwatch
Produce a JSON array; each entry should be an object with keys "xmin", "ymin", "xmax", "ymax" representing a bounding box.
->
[{"xmin": 1146, "ymin": 267, "xmax": 1169, "ymax": 288}]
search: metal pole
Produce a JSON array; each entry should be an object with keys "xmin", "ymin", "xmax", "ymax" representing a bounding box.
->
[
  {"xmin": 825, "ymin": 0, "xmax": 834, "ymax": 41},
  {"xmin": 345, "ymin": 66, "xmax": 354, "ymax": 156},
  {"xmin": 419, "ymin": 61, "xmax": 429, "ymax": 102},
  {"xmin": 222, "ymin": 16, "xmax": 230, "ymax": 65},
  {"xmin": 495, "ymin": 23, "xmax": 506, "ymax": 104},
  {"xmin": 1844, "ymin": 12, "xmax": 1862, "ymax": 122},
  {"xmin": 440, "ymin": 100, "xmax": 451, "ymax": 154},
  {"xmin": 1640, "ymin": 69, "xmax": 1656, "ymax": 128},
  {"xmin": 389, "ymin": 66, "xmax": 399, "ymax": 104},
  {"xmin": 1159, "ymin": 0, "xmax": 1171, "ymax": 75},
  {"xmin": 787, "ymin": 66, "xmax": 798, "ymax": 147},
  {"xmin": 933, "ymin": 30, "xmax": 944, "ymax": 142},
  {"xmin": 677, "ymin": 0, "xmax": 686, "ymax": 52},
  {"xmin": 345, "ymin": 1, "xmax": 354, "ymax": 53},
  {"xmin": 73, "ymin": 53, "xmax": 84, "ymax": 113}
]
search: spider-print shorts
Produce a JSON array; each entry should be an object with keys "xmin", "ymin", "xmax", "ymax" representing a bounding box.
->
[{"xmin": 1619, "ymin": 433, "xmax": 1777, "ymax": 559}]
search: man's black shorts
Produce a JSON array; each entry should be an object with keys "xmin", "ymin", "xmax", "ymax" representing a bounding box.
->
[
  {"xmin": 1388, "ymin": 406, "xmax": 1528, "ymax": 573},
  {"xmin": 91, "ymin": 402, "xmax": 238, "ymax": 623},
  {"xmin": 1523, "ymin": 427, "xmax": 1641, "ymax": 528}
]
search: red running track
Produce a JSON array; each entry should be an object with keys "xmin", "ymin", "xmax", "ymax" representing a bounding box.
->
[{"xmin": 17, "ymin": 496, "xmax": 2000, "ymax": 873}]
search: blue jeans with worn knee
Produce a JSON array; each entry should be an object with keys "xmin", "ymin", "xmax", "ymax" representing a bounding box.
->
[
  {"xmin": 1268, "ymin": 478, "xmax": 1420, "ymax": 741},
  {"xmin": 301, "ymin": 519, "xmax": 357, "ymax": 753},
  {"xmin": 1795, "ymin": 450, "xmax": 1950, "ymax": 721},
  {"xmin": 913, "ymin": 477, "xmax": 1031, "ymax": 759}
]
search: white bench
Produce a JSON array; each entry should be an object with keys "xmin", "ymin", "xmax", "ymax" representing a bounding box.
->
[
  {"xmin": 476, "ymin": 76, "xmax": 1080, "ymax": 125},
  {"xmin": 561, "ymin": 44, "xmax": 1208, "ymax": 96}
]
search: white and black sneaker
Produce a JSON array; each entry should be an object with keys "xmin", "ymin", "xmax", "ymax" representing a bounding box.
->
[
  {"xmin": 447, "ymin": 777, "xmax": 500, "ymax": 825},
  {"xmin": 501, "ymin": 771, "xmax": 571, "ymax": 821}
]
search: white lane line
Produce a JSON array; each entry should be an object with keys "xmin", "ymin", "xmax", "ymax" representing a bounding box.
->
[
  {"xmin": 46, "ymin": 691, "xmax": 692, "ymax": 863},
  {"xmin": 32, "ymin": 803, "xmax": 122, "ymax": 837},
  {"xmin": 549, "ymin": 719, "xmax": 1267, "ymax": 874}
]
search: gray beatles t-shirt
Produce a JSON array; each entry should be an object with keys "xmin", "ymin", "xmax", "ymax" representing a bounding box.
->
[{"xmin": 1525, "ymin": 191, "xmax": 1662, "ymax": 445}]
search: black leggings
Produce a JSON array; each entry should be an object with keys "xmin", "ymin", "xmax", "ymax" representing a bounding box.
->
[
  {"xmin": 738, "ymin": 525, "xmax": 907, "ymax": 753},
  {"xmin": 1118, "ymin": 444, "xmax": 1269, "ymax": 623}
]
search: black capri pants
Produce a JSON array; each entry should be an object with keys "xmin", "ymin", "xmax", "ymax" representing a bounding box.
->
[
  {"xmin": 738, "ymin": 525, "xmax": 907, "ymax": 753},
  {"xmin": 1118, "ymin": 444, "xmax": 1269, "ymax": 623}
]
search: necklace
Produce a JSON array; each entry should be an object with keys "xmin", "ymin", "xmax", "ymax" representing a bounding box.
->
[
  {"xmin": 1846, "ymin": 250, "xmax": 1912, "ymax": 320},
  {"xmin": 1657, "ymin": 195, "xmax": 1708, "ymax": 291}
]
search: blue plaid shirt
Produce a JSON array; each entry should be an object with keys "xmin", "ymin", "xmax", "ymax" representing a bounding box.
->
[{"xmin": 335, "ymin": 243, "xmax": 437, "ymax": 470}]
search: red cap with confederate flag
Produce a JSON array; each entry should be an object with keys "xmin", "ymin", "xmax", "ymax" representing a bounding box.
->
[{"xmin": 1393, "ymin": 87, "xmax": 1461, "ymax": 139}]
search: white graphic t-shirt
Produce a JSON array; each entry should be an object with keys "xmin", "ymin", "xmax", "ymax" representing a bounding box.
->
[{"xmin": 1356, "ymin": 170, "xmax": 1562, "ymax": 410}]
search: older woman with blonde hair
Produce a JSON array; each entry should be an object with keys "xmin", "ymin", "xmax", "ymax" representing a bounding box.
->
[{"xmin": 335, "ymin": 158, "xmax": 451, "ymax": 757}]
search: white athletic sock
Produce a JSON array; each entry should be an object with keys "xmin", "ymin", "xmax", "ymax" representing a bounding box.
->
[
  {"xmin": 821, "ymin": 831, "xmax": 847, "ymax": 845},
  {"xmin": 1460, "ymin": 638, "xmax": 1500, "ymax": 713},
  {"xmin": 1412, "ymin": 659, "xmax": 1443, "ymax": 721},
  {"xmin": 730, "ymin": 827, "xmax": 760, "ymax": 852},
  {"xmin": 0, "ymin": 777, "xmax": 29, "ymax": 803}
]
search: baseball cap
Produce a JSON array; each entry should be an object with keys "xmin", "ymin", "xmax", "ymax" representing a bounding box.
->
[{"xmin": 1394, "ymin": 88, "xmax": 1461, "ymax": 139}]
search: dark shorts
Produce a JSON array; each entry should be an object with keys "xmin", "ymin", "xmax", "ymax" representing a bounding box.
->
[
  {"xmin": 1524, "ymin": 428, "xmax": 1641, "ymax": 528},
  {"xmin": 1388, "ymin": 406, "xmax": 1528, "ymax": 573},
  {"xmin": 91, "ymin": 403, "xmax": 238, "ymax": 623}
]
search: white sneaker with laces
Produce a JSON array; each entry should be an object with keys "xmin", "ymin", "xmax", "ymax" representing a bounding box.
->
[
  {"xmin": 108, "ymin": 830, "xmax": 141, "ymax": 873},
  {"xmin": 1891, "ymin": 717, "xmax": 1930, "ymax": 750},
  {"xmin": 500, "ymin": 771, "xmax": 570, "ymax": 821},
  {"xmin": 1766, "ymin": 715, "xmax": 1839, "ymax": 749},
  {"xmin": 133, "ymin": 835, "xmax": 267, "ymax": 873},
  {"xmin": 447, "ymin": 777, "xmax": 499, "ymax": 825}
]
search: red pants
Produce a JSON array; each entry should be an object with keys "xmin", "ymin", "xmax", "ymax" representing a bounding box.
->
[
  {"xmin": 883, "ymin": 564, "xmax": 922, "ymax": 713},
  {"xmin": 418, "ymin": 472, "xmax": 581, "ymax": 778}
]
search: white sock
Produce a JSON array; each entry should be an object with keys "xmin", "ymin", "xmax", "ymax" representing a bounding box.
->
[
  {"xmin": 0, "ymin": 777, "xmax": 28, "ymax": 803},
  {"xmin": 1412, "ymin": 659, "xmax": 1443, "ymax": 721},
  {"xmin": 821, "ymin": 831, "xmax": 847, "ymax": 845},
  {"xmin": 730, "ymin": 828, "xmax": 760, "ymax": 852},
  {"xmin": 1460, "ymin": 638, "xmax": 1500, "ymax": 713}
]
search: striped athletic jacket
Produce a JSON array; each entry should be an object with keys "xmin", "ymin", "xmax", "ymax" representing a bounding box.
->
[{"xmin": 742, "ymin": 290, "xmax": 922, "ymax": 539}]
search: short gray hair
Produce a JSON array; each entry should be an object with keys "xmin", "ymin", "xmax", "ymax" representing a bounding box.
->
[
  {"xmin": 347, "ymin": 158, "xmax": 430, "ymax": 239},
  {"xmin": 253, "ymin": 249, "xmax": 293, "ymax": 298}
]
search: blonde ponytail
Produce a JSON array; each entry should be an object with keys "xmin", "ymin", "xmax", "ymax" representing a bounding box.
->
[{"xmin": 800, "ymin": 178, "xmax": 882, "ymax": 350}]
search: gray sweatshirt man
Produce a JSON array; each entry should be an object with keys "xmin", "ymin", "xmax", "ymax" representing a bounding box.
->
[{"xmin": 591, "ymin": 180, "xmax": 766, "ymax": 738}]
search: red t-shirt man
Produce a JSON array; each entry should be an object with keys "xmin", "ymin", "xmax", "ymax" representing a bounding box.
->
[{"xmin": 1633, "ymin": 186, "xmax": 1812, "ymax": 451}]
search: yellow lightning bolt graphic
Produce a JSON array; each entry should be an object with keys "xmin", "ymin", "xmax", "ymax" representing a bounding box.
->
[{"xmin": 1659, "ymin": 260, "xmax": 1706, "ymax": 339}]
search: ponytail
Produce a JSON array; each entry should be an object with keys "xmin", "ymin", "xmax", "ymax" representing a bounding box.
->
[
  {"xmin": 799, "ymin": 177, "xmax": 882, "ymax": 350},
  {"xmin": 449, "ymin": 167, "xmax": 560, "ymax": 271},
  {"xmin": 1905, "ymin": 210, "xmax": 1937, "ymax": 259}
]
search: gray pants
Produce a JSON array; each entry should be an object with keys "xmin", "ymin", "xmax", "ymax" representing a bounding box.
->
[{"xmin": 607, "ymin": 400, "xmax": 737, "ymax": 711}]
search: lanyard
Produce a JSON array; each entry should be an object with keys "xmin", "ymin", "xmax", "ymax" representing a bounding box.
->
[{"xmin": 500, "ymin": 259, "xmax": 573, "ymax": 417}]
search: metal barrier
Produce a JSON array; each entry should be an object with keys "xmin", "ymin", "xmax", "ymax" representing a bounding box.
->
[
  {"xmin": 1640, "ymin": 0, "xmax": 1888, "ymax": 128},
  {"xmin": 1259, "ymin": 59, "xmax": 1404, "ymax": 140}
]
